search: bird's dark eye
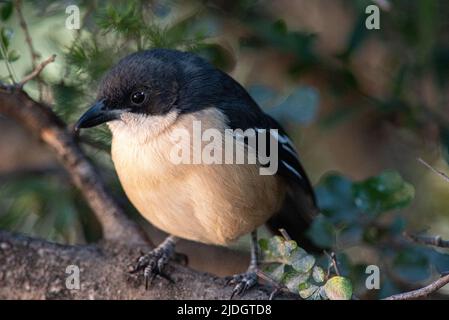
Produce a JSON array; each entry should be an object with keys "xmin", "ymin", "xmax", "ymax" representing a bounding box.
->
[{"xmin": 131, "ymin": 91, "xmax": 146, "ymax": 105}]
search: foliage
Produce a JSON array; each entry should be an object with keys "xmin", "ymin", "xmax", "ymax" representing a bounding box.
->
[
  {"xmin": 260, "ymin": 235, "xmax": 352, "ymax": 300},
  {"xmin": 314, "ymin": 171, "xmax": 447, "ymax": 298},
  {"xmin": 248, "ymin": 84, "xmax": 319, "ymax": 126},
  {"xmin": 0, "ymin": 175, "xmax": 98, "ymax": 243},
  {"xmin": 260, "ymin": 170, "xmax": 449, "ymax": 298}
]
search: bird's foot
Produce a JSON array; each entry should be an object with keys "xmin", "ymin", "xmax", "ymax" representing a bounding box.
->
[
  {"xmin": 225, "ymin": 268, "xmax": 258, "ymax": 299},
  {"xmin": 128, "ymin": 238, "xmax": 176, "ymax": 289}
]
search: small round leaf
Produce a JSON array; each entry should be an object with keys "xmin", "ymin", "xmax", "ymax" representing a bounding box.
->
[{"xmin": 323, "ymin": 276, "xmax": 353, "ymax": 300}]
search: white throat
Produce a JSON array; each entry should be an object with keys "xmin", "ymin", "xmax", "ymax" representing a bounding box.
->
[{"xmin": 107, "ymin": 111, "xmax": 179, "ymax": 145}]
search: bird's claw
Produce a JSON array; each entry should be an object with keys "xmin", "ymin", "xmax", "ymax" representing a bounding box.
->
[
  {"xmin": 226, "ymin": 270, "xmax": 258, "ymax": 299},
  {"xmin": 129, "ymin": 245, "xmax": 175, "ymax": 289}
]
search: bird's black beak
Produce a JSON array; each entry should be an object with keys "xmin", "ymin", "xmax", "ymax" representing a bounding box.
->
[{"xmin": 74, "ymin": 100, "xmax": 119, "ymax": 132}]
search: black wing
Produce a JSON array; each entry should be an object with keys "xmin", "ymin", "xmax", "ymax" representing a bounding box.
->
[
  {"xmin": 212, "ymin": 71, "xmax": 319, "ymax": 250},
  {"xmin": 212, "ymin": 72, "xmax": 317, "ymax": 207}
]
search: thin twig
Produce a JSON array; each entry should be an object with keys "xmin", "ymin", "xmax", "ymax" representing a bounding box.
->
[
  {"xmin": 384, "ymin": 273, "xmax": 449, "ymax": 300},
  {"xmin": 18, "ymin": 55, "xmax": 56, "ymax": 88},
  {"xmin": 256, "ymin": 270, "xmax": 283, "ymax": 289},
  {"xmin": 417, "ymin": 158, "xmax": 449, "ymax": 183},
  {"xmin": 0, "ymin": 34, "xmax": 18, "ymax": 83},
  {"xmin": 279, "ymin": 228, "xmax": 292, "ymax": 241},
  {"xmin": 14, "ymin": 0, "xmax": 44, "ymax": 98},
  {"xmin": 405, "ymin": 233, "xmax": 449, "ymax": 248},
  {"xmin": 256, "ymin": 270, "xmax": 291, "ymax": 300},
  {"xmin": 324, "ymin": 251, "xmax": 341, "ymax": 276},
  {"xmin": 14, "ymin": 0, "xmax": 39, "ymax": 64}
]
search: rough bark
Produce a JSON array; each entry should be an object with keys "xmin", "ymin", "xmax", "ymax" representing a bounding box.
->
[{"xmin": 0, "ymin": 230, "xmax": 273, "ymax": 300}]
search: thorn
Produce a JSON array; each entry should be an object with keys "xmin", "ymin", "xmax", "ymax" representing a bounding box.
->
[
  {"xmin": 269, "ymin": 288, "xmax": 280, "ymax": 300},
  {"xmin": 17, "ymin": 54, "xmax": 56, "ymax": 87},
  {"xmin": 278, "ymin": 228, "xmax": 292, "ymax": 241}
]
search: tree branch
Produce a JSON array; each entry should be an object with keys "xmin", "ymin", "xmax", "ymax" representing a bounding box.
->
[
  {"xmin": 14, "ymin": 0, "xmax": 44, "ymax": 99},
  {"xmin": 382, "ymin": 232, "xmax": 449, "ymax": 299},
  {"xmin": 0, "ymin": 87, "xmax": 150, "ymax": 246},
  {"xmin": 14, "ymin": 0, "xmax": 39, "ymax": 65},
  {"xmin": 383, "ymin": 273, "xmax": 449, "ymax": 300},
  {"xmin": 417, "ymin": 158, "xmax": 449, "ymax": 183},
  {"xmin": 0, "ymin": 230, "xmax": 273, "ymax": 299},
  {"xmin": 324, "ymin": 251, "xmax": 341, "ymax": 277},
  {"xmin": 18, "ymin": 54, "xmax": 56, "ymax": 88},
  {"xmin": 405, "ymin": 233, "xmax": 449, "ymax": 249}
]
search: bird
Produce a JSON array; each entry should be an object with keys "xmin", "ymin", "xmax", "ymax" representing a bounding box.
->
[{"xmin": 74, "ymin": 48, "xmax": 318, "ymax": 297}]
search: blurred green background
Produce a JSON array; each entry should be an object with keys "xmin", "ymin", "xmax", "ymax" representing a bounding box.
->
[{"xmin": 1, "ymin": 0, "xmax": 449, "ymax": 299}]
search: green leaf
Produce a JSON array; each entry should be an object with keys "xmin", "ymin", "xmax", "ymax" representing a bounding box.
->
[
  {"xmin": 298, "ymin": 282, "xmax": 320, "ymax": 299},
  {"xmin": 272, "ymin": 19, "xmax": 288, "ymax": 35},
  {"xmin": 248, "ymin": 84, "xmax": 278, "ymax": 110},
  {"xmin": 260, "ymin": 235, "xmax": 319, "ymax": 294},
  {"xmin": 282, "ymin": 267, "xmax": 311, "ymax": 292},
  {"xmin": 193, "ymin": 43, "xmax": 235, "ymax": 71},
  {"xmin": 281, "ymin": 240, "xmax": 299, "ymax": 257},
  {"xmin": 307, "ymin": 215, "xmax": 336, "ymax": 248},
  {"xmin": 258, "ymin": 238, "xmax": 269, "ymax": 251},
  {"xmin": 392, "ymin": 247, "xmax": 430, "ymax": 282},
  {"xmin": 64, "ymin": 39, "xmax": 115, "ymax": 81},
  {"xmin": 265, "ymin": 235, "xmax": 285, "ymax": 259},
  {"xmin": 439, "ymin": 126, "xmax": 449, "ymax": 164},
  {"xmin": 264, "ymin": 263, "xmax": 285, "ymax": 282},
  {"xmin": 315, "ymin": 173, "xmax": 358, "ymax": 223},
  {"xmin": 7, "ymin": 49, "xmax": 20, "ymax": 62},
  {"xmin": 260, "ymin": 235, "xmax": 316, "ymax": 274},
  {"xmin": 244, "ymin": 19, "xmax": 317, "ymax": 66},
  {"xmin": 274, "ymin": 86, "xmax": 319, "ymax": 125},
  {"xmin": 96, "ymin": 3, "xmax": 141, "ymax": 37},
  {"xmin": 319, "ymin": 105, "xmax": 360, "ymax": 129},
  {"xmin": 0, "ymin": 1, "xmax": 13, "ymax": 21},
  {"xmin": 312, "ymin": 266, "xmax": 326, "ymax": 283},
  {"xmin": 352, "ymin": 170, "xmax": 415, "ymax": 215},
  {"xmin": 323, "ymin": 276, "xmax": 352, "ymax": 300},
  {"xmin": 261, "ymin": 235, "xmax": 301, "ymax": 261},
  {"xmin": 289, "ymin": 249, "xmax": 315, "ymax": 273},
  {"xmin": 0, "ymin": 27, "xmax": 13, "ymax": 50}
]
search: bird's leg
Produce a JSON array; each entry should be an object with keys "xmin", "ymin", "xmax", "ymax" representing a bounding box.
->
[
  {"xmin": 226, "ymin": 230, "xmax": 260, "ymax": 298},
  {"xmin": 129, "ymin": 235, "xmax": 178, "ymax": 289}
]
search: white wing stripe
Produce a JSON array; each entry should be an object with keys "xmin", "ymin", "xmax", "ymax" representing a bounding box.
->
[
  {"xmin": 281, "ymin": 160, "xmax": 303, "ymax": 180},
  {"xmin": 256, "ymin": 128, "xmax": 298, "ymax": 151},
  {"xmin": 281, "ymin": 143, "xmax": 298, "ymax": 159}
]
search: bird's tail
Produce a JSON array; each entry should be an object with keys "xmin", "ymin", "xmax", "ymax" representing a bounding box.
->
[{"xmin": 266, "ymin": 185, "xmax": 321, "ymax": 253}]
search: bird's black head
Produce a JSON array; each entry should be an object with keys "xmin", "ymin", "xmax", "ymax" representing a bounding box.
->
[
  {"xmin": 75, "ymin": 48, "xmax": 257, "ymax": 136},
  {"xmin": 75, "ymin": 49, "xmax": 186, "ymax": 131}
]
